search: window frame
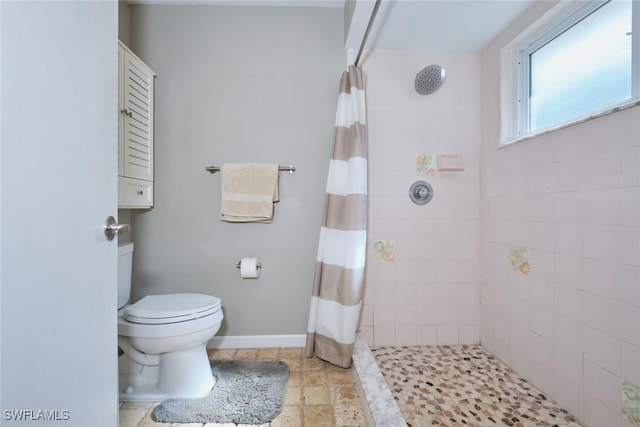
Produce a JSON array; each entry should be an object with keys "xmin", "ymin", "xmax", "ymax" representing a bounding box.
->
[{"xmin": 505, "ymin": 0, "xmax": 639, "ymax": 143}]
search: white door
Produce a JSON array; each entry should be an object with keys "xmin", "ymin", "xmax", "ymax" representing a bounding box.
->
[{"xmin": 1, "ymin": 2, "xmax": 119, "ymax": 426}]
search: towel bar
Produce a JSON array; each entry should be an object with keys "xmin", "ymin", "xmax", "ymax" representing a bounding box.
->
[{"xmin": 205, "ymin": 165, "xmax": 295, "ymax": 174}]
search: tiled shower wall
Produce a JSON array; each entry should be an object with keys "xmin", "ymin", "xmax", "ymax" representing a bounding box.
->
[
  {"xmin": 480, "ymin": 108, "xmax": 640, "ymax": 427},
  {"xmin": 480, "ymin": 5, "xmax": 640, "ymax": 427},
  {"xmin": 359, "ymin": 41, "xmax": 640, "ymax": 427},
  {"xmin": 359, "ymin": 50, "xmax": 482, "ymax": 348}
]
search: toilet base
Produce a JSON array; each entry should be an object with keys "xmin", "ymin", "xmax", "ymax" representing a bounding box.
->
[{"xmin": 119, "ymin": 343, "xmax": 216, "ymax": 402}]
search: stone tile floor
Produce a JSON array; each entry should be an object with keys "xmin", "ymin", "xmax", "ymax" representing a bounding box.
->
[
  {"xmin": 119, "ymin": 347, "xmax": 368, "ymax": 427},
  {"xmin": 371, "ymin": 345, "xmax": 583, "ymax": 427}
]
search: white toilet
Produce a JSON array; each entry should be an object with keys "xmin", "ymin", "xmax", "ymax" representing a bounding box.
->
[{"xmin": 117, "ymin": 242, "xmax": 224, "ymax": 402}]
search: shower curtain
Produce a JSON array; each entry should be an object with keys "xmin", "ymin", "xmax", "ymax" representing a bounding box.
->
[{"xmin": 305, "ymin": 65, "xmax": 368, "ymax": 368}]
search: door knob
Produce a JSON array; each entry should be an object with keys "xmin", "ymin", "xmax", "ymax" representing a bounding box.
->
[{"xmin": 104, "ymin": 216, "xmax": 131, "ymax": 241}]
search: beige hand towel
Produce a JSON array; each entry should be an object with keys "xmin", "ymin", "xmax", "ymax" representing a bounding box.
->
[{"xmin": 220, "ymin": 163, "xmax": 279, "ymax": 223}]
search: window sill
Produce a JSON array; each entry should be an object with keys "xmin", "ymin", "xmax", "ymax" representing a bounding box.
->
[{"xmin": 500, "ymin": 98, "xmax": 640, "ymax": 148}]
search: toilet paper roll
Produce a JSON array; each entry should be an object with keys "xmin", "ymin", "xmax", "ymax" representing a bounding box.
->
[{"xmin": 240, "ymin": 257, "xmax": 261, "ymax": 279}]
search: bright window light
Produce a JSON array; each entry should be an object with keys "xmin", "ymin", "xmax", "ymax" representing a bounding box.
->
[{"xmin": 516, "ymin": 0, "xmax": 636, "ymax": 138}]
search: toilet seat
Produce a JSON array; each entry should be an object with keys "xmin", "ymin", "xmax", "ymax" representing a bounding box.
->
[{"xmin": 124, "ymin": 293, "xmax": 222, "ymax": 325}]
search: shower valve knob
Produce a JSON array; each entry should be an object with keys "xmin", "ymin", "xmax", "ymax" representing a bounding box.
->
[{"xmin": 409, "ymin": 181, "xmax": 433, "ymax": 205}]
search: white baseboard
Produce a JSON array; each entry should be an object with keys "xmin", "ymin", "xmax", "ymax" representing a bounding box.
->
[{"xmin": 207, "ymin": 334, "xmax": 306, "ymax": 349}]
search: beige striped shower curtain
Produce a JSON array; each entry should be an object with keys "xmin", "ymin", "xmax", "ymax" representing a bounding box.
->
[{"xmin": 305, "ymin": 65, "xmax": 368, "ymax": 368}]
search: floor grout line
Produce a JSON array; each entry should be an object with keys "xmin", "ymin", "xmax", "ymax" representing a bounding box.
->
[{"xmin": 119, "ymin": 347, "xmax": 368, "ymax": 427}]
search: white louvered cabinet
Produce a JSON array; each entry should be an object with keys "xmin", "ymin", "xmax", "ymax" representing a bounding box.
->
[{"xmin": 118, "ymin": 41, "xmax": 155, "ymax": 208}]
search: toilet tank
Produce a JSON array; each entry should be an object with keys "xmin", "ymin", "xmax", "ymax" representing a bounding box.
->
[{"xmin": 117, "ymin": 242, "xmax": 134, "ymax": 309}]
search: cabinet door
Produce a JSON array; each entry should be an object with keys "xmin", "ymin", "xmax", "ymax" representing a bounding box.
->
[
  {"xmin": 121, "ymin": 50, "xmax": 154, "ymax": 182},
  {"xmin": 118, "ymin": 46, "xmax": 125, "ymax": 177}
]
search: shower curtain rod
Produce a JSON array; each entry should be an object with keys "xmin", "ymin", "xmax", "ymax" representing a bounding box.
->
[{"xmin": 354, "ymin": 0, "xmax": 382, "ymax": 67}]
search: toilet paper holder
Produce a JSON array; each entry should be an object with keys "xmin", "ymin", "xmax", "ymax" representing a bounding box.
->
[{"xmin": 236, "ymin": 260, "xmax": 262, "ymax": 269}]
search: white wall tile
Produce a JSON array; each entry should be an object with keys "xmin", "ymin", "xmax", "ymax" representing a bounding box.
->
[
  {"xmin": 530, "ymin": 332, "xmax": 554, "ymax": 368},
  {"xmin": 621, "ymin": 265, "xmax": 640, "ymax": 307},
  {"xmin": 458, "ymin": 284, "xmax": 481, "ymax": 304},
  {"xmin": 395, "ymin": 304, "xmax": 417, "ymax": 326},
  {"xmin": 622, "ymin": 226, "xmax": 640, "ymax": 266},
  {"xmin": 437, "ymin": 325, "xmax": 459, "ymax": 345},
  {"xmin": 459, "ymin": 303, "xmax": 481, "ymax": 325},
  {"xmin": 584, "ymin": 394, "xmax": 623, "ymax": 427},
  {"xmin": 394, "ymin": 282, "xmax": 417, "ymax": 305},
  {"xmin": 554, "ymin": 345, "xmax": 583, "ymax": 388},
  {"xmin": 583, "ymin": 188, "xmax": 624, "ymax": 226},
  {"xmin": 621, "ymin": 188, "xmax": 640, "ymax": 227},
  {"xmin": 373, "ymin": 325, "xmax": 395, "ymax": 347},
  {"xmin": 459, "ymin": 261, "xmax": 481, "ymax": 283},
  {"xmin": 374, "ymin": 303, "xmax": 396, "ymax": 326},
  {"xmin": 554, "ymin": 223, "xmax": 584, "ymax": 256},
  {"xmin": 584, "ymin": 360, "xmax": 623, "ymax": 413},
  {"xmin": 583, "ymin": 326, "xmax": 621, "ymax": 375},
  {"xmin": 582, "ymin": 150, "xmax": 622, "ymax": 190},
  {"xmin": 360, "ymin": 304, "xmax": 374, "ymax": 327},
  {"xmin": 437, "ymin": 303, "xmax": 458, "ymax": 325},
  {"xmin": 510, "ymin": 320, "xmax": 530, "ymax": 352},
  {"xmin": 530, "ymin": 360, "xmax": 556, "ymax": 399},
  {"xmin": 555, "ymin": 191, "xmax": 583, "ymax": 223},
  {"xmin": 554, "ymin": 253, "xmax": 584, "ymax": 289},
  {"xmin": 583, "ymin": 293, "xmax": 622, "ymax": 338},
  {"xmin": 531, "ymin": 306, "xmax": 554, "ymax": 340},
  {"xmin": 530, "ymin": 222, "xmax": 555, "ymax": 252},
  {"xmin": 583, "ymin": 258, "xmax": 621, "ymax": 300},
  {"xmin": 359, "ymin": 326, "xmax": 374, "ymax": 345},
  {"xmin": 555, "ymin": 376, "xmax": 584, "ymax": 421},
  {"xmin": 620, "ymin": 108, "xmax": 640, "ymax": 148},
  {"xmin": 530, "ymin": 277, "xmax": 554, "ymax": 310},
  {"xmin": 459, "ymin": 325, "xmax": 480, "ymax": 344},
  {"xmin": 509, "ymin": 345, "xmax": 531, "ymax": 379},
  {"xmin": 583, "ymin": 224, "xmax": 621, "ymax": 262},
  {"xmin": 622, "ymin": 304, "xmax": 640, "ymax": 346},
  {"xmin": 416, "ymin": 283, "xmax": 438, "ymax": 304},
  {"xmin": 395, "ymin": 324, "xmax": 417, "ymax": 347},
  {"xmin": 621, "ymin": 147, "xmax": 640, "ymax": 186},
  {"xmin": 554, "ymin": 315, "xmax": 584, "ymax": 355},
  {"xmin": 437, "ymin": 283, "xmax": 459, "ymax": 303},
  {"xmin": 374, "ymin": 281, "xmax": 397, "ymax": 306},
  {"xmin": 416, "ymin": 325, "xmax": 438, "ymax": 346},
  {"xmin": 622, "ymin": 342, "xmax": 640, "ymax": 385},
  {"xmin": 416, "ymin": 303, "xmax": 438, "ymax": 325},
  {"xmin": 554, "ymin": 160, "xmax": 584, "ymax": 192},
  {"xmin": 530, "ymin": 249, "xmax": 554, "ymax": 281}
]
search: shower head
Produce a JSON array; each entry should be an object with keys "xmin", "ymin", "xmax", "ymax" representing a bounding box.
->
[{"xmin": 414, "ymin": 64, "xmax": 446, "ymax": 95}]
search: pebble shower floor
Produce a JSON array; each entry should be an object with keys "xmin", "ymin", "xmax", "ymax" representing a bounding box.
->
[{"xmin": 371, "ymin": 345, "xmax": 582, "ymax": 427}]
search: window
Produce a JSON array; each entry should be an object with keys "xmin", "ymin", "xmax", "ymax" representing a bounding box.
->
[{"xmin": 513, "ymin": 0, "xmax": 638, "ymax": 139}]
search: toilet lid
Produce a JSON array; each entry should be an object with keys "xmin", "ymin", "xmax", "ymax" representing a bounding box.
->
[{"xmin": 124, "ymin": 293, "xmax": 221, "ymax": 325}]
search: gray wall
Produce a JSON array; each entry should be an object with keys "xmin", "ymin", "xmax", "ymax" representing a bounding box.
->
[
  {"xmin": 127, "ymin": 5, "xmax": 345, "ymax": 336},
  {"xmin": 118, "ymin": 0, "xmax": 130, "ymax": 46}
]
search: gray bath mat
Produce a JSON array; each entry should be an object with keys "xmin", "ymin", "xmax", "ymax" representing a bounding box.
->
[{"xmin": 152, "ymin": 359, "xmax": 289, "ymax": 425}]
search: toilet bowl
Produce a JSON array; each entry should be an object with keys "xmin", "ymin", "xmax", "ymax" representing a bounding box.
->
[{"xmin": 117, "ymin": 243, "xmax": 224, "ymax": 402}]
